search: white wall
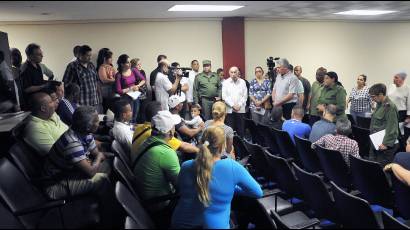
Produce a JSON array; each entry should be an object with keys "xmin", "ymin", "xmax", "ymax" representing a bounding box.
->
[
  {"xmin": 0, "ymin": 20, "xmax": 223, "ymax": 81},
  {"xmin": 245, "ymin": 19, "xmax": 410, "ymax": 95},
  {"xmin": 2, "ymin": 19, "xmax": 410, "ymax": 97}
]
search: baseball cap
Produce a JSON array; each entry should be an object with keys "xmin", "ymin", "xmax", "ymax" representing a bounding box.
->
[
  {"xmin": 168, "ymin": 93, "xmax": 186, "ymax": 109},
  {"xmin": 152, "ymin": 110, "xmax": 181, "ymax": 133}
]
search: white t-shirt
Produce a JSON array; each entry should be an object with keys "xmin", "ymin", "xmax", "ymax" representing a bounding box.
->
[
  {"xmin": 388, "ymin": 84, "xmax": 410, "ymax": 114},
  {"xmin": 222, "ymin": 77, "xmax": 248, "ymax": 114},
  {"xmin": 184, "ymin": 115, "xmax": 203, "ymax": 129},
  {"xmin": 112, "ymin": 121, "xmax": 134, "ymax": 154},
  {"xmin": 187, "ymin": 70, "xmax": 198, "ymax": 103},
  {"xmin": 155, "ymin": 72, "xmax": 173, "ymax": 110}
]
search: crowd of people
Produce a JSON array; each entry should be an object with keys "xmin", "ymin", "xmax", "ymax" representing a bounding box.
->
[{"xmin": 1, "ymin": 42, "xmax": 410, "ymax": 228}]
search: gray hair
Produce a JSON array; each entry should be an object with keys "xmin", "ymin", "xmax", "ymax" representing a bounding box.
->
[
  {"xmin": 72, "ymin": 106, "xmax": 98, "ymax": 134},
  {"xmin": 325, "ymin": 104, "xmax": 337, "ymax": 117},
  {"xmin": 277, "ymin": 58, "xmax": 290, "ymax": 69},
  {"xmin": 395, "ymin": 71, "xmax": 407, "ymax": 80},
  {"xmin": 335, "ymin": 118, "xmax": 352, "ymax": 136}
]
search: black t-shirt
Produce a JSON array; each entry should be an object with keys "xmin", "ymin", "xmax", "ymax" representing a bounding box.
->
[
  {"xmin": 21, "ymin": 62, "xmax": 45, "ymax": 91},
  {"xmin": 149, "ymin": 66, "xmax": 161, "ymax": 87}
]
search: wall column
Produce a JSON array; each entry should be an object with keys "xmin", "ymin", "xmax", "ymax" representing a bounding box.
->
[{"xmin": 222, "ymin": 17, "xmax": 245, "ymax": 79}]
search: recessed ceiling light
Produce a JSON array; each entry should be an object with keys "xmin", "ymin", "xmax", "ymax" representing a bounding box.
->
[
  {"xmin": 334, "ymin": 10, "xmax": 397, "ymax": 16},
  {"xmin": 168, "ymin": 5, "xmax": 244, "ymax": 12}
]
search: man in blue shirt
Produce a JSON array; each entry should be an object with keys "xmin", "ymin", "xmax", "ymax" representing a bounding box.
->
[
  {"xmin": 309, "ymin": 104, "xmax": 337, "ymax": 143},
  {"xmin": 282, "ymin": 105, "xmax": 311, "ymax": 143}
]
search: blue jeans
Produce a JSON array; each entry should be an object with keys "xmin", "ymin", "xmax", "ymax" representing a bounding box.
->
[
  {"xmin": 131, "ymin": 99, "xmax": 140, "ymax": 123},
  {"xmin": 350, "ymin": 109, "xmax": 370, "ymax": 124}
]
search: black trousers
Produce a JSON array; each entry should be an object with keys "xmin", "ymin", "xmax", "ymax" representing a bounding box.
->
[
  {"xmin": 226, "ymin": 112, "xmax": 245, "ymax": 138},
  {"xmin": 368, "ymin": 144, "xmax": 399, "ymax": 168},
  {"xmin": 282, "ymin": 102, "xmax": 296, "ymax": 120}
]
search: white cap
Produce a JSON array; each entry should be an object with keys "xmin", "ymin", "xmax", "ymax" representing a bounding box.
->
[
  {"xmin": 168, "ymin": 93, "xmax": 186, "ymax": 109},
  {"xmin": 152, "ymin": 110, "xmax": 181, "ymax": 133}
]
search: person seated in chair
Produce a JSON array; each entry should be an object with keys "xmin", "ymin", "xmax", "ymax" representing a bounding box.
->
[
  {"xmin": 56, "ymin": 83, "xmax": 80, "ymax": 126},
  {"xmin": 384, "ymin": 140, "xmax": 410, "ymax": 186},
  {"xmin": 264, "ymin": 106, "xmax": 285, "ymax": 130},
  {"xmin": 313, "ymin": 118, "xmax": 360, "ymax": 167},
  {"xmin": 169, "ymin": 94, "xmax": 205, "ymax": 142},
  {"xmin": 309, "ymin": 104, "xmax": 337, "ymax": 143},
  {"xmin": 41, "ymin": 106, "xmax": 119, "ymax": 227},
  {"xmin": 131, "ymin": 101, "xmax": 199, "ymax": 161},
  {"xmin": 132, "ymin": 110, "xmax": 181, "ymax": 211},
  {"xmin": 112, "ymin": 99, "xmax": 133, "ymax": 154},
  {"xmin": 282, "ymin": 105, "xmax": 311, "ymax": 143},
  {"xmin": 23, "ymin": 92, "xmax": 68, "ymax": 156}
]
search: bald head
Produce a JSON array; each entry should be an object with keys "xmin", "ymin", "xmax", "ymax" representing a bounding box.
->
[
  {"xmin": 291, "ymin": 105, "xmax": 305, "ymax": 120},
  {"xmin": 294, "ymin": 65, "xmax": 302, "ymax": 77},
  {"xmin": 229, "ymin": 66, "xmax": 240, "ymax": 81},
  {"xmin": 30, "ymin": 92, "xmax": 55, "ymax": 119}
]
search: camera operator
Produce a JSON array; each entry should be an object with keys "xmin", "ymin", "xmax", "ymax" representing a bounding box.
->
[
  {"xmin": 168, "ymin": 62, "xmax": 189, "ymax": 118},
  {"xmin": 154, "ymin": 60, "xmax": 181, "ymax": 110}
]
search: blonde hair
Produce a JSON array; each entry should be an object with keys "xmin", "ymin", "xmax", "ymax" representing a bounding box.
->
[
  {"xmin": 196, "ymin": 126, "xmax": 226, "ymax": 206},
  {"xmin": 130, "ymin": 58, "xmax": 140, "ymax": 68},
  {"xmin": 212, "ymin": 101, "xmax": 227, "ymax": 120}
]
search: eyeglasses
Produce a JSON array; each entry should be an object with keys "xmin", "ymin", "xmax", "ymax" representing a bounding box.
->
[{"xmin": 255, "ymin": 70, "xmax": 262, "ymax": 73}]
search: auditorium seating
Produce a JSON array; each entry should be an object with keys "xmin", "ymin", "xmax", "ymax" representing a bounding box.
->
[
  {"xmin": 294, "ymin": 135, "xmax": 322, "ymax": 174},
  {"xmin": 382, "ymin": 211, "xmax": 410, "ymax": 229},
  {"xmin": 351, "ymin": 125, "xmax": 371, "ymax": 158},
  {"xmin": 271, "ymin": 128, "xmax": 299, "ymax": 162}
]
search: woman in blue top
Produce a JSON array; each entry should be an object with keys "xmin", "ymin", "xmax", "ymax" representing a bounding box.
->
[{"xmin": 171, "ymin": 126, "xmax": 263, "ymax": 229}]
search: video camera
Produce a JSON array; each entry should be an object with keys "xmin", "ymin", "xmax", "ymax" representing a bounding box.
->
[
  {"xmin": 266, "ymin": 57, "xmax": 280, "ymax": 87},
  {"xmin": 168, "ymin": 66, "xmax": 192, "ymax": 78}
]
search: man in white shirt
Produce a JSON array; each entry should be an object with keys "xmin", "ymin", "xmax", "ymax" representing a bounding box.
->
[
  {"xmin": 154, "ymin": 61, "xmax": 181, "ymax": 110},
  {"xmin": 388, "ymin": 71, "xmax": 410, "ymax": 123},
  {"xmin": 271, "ymin": 58, "xmax": 299, "ymax": 120},
  {"xmin": 187, "ymin": 60, "xmax": 200, "ymax": 113},
  {"xmin": 112, "ymin": 99, "xmax": 134, "ymax": 154},
  {"xmin": 222, "ymin": 66, "xmax": 248, "ymax": 137}
]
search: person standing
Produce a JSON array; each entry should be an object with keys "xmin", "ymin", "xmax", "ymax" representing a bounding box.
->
[
  {"xmin": 308, "ymin": 67, "xmax": 327, "ymax": 126},
  {"xmin": 316, "ymin": 71, "xmax": 347, "ymax": 120},
  {"xmin": 186, "ymin": 60, "xmax": 200, "ymax": 118},
  {"xmin": 294, "ymin": 65, "xmax": 311, "ymax": 113},
  {"xmin": 369, "ymin": 83, "xmax": 399, "ymax": 167},
  {"xmin": 154, "ymin": 61, "xmax": 180, "ymax": 110},
  {"xmin": 271, "ymin": 58, "xmax": 299, "ymax": 120},
  {"xmin": 115, "ymin": 54, "xmax": 146, "ymax": 123},
  {"xmin": 97, "ymin": 49, "xmax": 117, "ymax": 114},
  {"xmin": 149, "ymin": 54, "xmax": 167, "ymax": 101},
  {"xmin": 222, "ymin": 66, "xmax": 248, "ymax": 138},
  {"xmin": 63, "ymin": 45, "xmax": 103, "ymax": 113},
  {"xmin": 249, "ymin": 66, "xmax": 272, "ymax": 124},
  {"xmin": 193, "ymin": 60, "xmax": 222, "ymax": 121},
  {"xmin": 347, "ymin": 74, "xmax": 372, "ymax": 124}
]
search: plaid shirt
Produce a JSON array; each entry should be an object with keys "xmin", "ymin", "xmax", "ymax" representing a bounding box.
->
[
  {"xmin": 349, "ymin": 86, "xmax": 371, "ymax": 113},
  {"xmin": 63, "ymin": 60, "xmax": 101, "ymax": 106},
  {"xmin": 314, "ymin": 134, "xmax": 360, "ymax": 167}
]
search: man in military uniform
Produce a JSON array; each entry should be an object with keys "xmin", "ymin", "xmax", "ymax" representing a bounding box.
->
[
  {"xmin": 368, "ymin": 83, "xmax": 399, "ymax": 167},
  {"xmin": 316, "ymin": 71, "xmax": 347, "ymax": 120},
  {"xmin": 193, "ymin": 60, "xmax": 222, "ymax": 121}
]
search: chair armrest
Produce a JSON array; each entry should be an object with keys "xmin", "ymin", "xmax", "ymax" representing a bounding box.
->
[
  {"xmin": 14, "ymin": 200, "xmax": 66, "ymax": 216},
  {"xmin": 103, "ymin": 152, "xmax": 115, "ymax": 159},
  {"xmin": 143, "ymin": 193, "xmax": 180, "ymax": 205},
  {"xmin": 290, "ymin": 218, "xmax": 320, "ymax": 229}
]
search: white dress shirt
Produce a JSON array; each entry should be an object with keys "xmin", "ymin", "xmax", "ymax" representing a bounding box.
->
[
  {"xmin": 112, "ymin": 121, "xmax": 134, "ymax": 153},
  {"xmin": 187, "ymin": 70, "xmax": 198, "ymax": 103},
  {"xmin": 388, "ymin": 84, "xmax": 410, "ymax": 115},
  {"xmin": 222, "ymin": 77, "xmax": 248, "ymax": 114},
  {"xmin": 154, "ymin": 72, "xmax": 173, "ymax": 110}
]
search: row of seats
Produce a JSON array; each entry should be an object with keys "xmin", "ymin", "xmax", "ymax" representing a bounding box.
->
[{"xmin": 232, "ymin": 117, "xmax": 410, "ymax": 229}]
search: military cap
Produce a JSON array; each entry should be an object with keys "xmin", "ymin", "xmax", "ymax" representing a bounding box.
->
[{"xmin": 203, "ymin": 60, "xmax": 211, "ymax": 65}]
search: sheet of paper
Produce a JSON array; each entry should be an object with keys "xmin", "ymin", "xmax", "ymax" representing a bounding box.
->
[
  {"xmin": 127, "ymin": 91, "xmax": 141, "ymax": 100},
  {"xmin": 369, "ymin": 129, "xmax": 399, "ymax": 150},
  {"xmin": 400, "ymin": 122, "xmax": 405, "ymax": 135}
]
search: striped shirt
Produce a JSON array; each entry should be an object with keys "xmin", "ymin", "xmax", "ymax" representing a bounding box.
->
[
  {"xmin": 43, "ymin": 129, "xmax": 97, "ymax": 178},
  {"xmin": 56, "ymin": 97, "xmax": 77, "ymax": 126},
  {"xmin": 349, "ymin": 86, "xmax": 372, "ymax": 113}
]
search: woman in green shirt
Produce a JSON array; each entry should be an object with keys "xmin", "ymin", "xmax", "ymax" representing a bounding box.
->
[{"xmin": 317, "ymin": 71, "xmax": 347, "ymax": 120}]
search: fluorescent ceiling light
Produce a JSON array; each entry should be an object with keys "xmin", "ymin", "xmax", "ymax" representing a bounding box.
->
[
  {"xmin": 334, "ymin": 10, "xmax": 397, "ymax": 16},
  {"xmin": 168, "ymin": 5, "xmax": 244, "ymax": 12}
]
